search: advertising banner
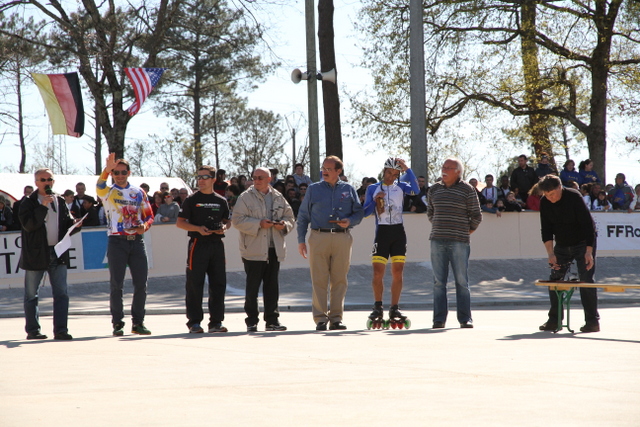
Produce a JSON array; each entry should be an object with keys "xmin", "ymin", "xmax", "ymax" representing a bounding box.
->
[
  {"xmin": 0, "ymin": 229, "xmax": 153, "ymax": 280},
  {"xmin": 593, "ymin": 212, "xmax": 640, "ymax": 251}
]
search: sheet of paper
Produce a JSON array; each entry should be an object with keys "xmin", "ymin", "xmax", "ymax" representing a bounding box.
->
[{"xmin": 54, "ymin": 213, "xmax": 88, "ymax": 258}]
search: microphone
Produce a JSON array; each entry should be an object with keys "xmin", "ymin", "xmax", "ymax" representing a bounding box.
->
[{"xmin": 45, "ymin": 185, "xmax": 56, "ymax": 212}]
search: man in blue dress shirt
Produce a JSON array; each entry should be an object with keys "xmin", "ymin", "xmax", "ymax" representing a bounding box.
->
[{"xmin": 297, "ymin": 156, "xmax": 364, "ymax": 331}]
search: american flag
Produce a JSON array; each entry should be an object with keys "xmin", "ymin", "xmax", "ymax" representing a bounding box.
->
[{"xmin": 124, "ymin": 68, "xmax": 166, "ymax": 116}]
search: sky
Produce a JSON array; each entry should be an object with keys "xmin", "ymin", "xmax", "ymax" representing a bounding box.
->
[{"xmin": 1, "ymin": 0, "xmax": 639, "ymax": 187}]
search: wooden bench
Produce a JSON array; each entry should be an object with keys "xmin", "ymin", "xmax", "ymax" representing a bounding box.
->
[{"xmin": 534, "ymin": 281, "xmax": 640, "ymax": 332}]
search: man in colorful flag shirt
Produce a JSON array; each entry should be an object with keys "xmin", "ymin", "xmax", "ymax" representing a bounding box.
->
[
  {"xmin": 177, "ymin": 166, "xmax": 231, "ymax": 333},
  {"xmin": 97, "ymin": 153, "xmax": 154, "ymax": 336},
  {"xmin": 363, "ymin": 158, "xmax": 419, "ymax": 328}
]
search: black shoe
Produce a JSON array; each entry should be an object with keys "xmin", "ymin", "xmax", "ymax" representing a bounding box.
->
[
  {"xmin": 26, "ymin": 332, "xmax": 47, "ymax": 340},
  {"xmin": 247, "ymin": 324, "xmax": 258, "ymax": 333},
  {"xmin": 539, "ymin": 321, "xmax": 558, "ymax": 331},
  {"xmin": 432, "ymin": 321, "xmax": 445, "ymax": 329},
  {"xmin": 316, "ymin": 321, "xmax": 327, "ymax": 331},
  {"xmin": 113, "ymin": 322, "xmax": 125, "ymax": 337},
  {"xmin": 580, "ymin": 323, "xmax": 600, "ymax": 333},
  {"xmin": 54, "ymin": 332, "xmax": 73, "ymax": 340},
  {"xmin": 460, "ymin": 321, "xmax": 474, "ymax": 329},
  {"xmin": 329, "ymin": 321, "xmax": 347, "ymax": 330}
]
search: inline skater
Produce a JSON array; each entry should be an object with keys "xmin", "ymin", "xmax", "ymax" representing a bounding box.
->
[{"xmin": 363, "ymin": 157, "xmax": 420, "ymax": 329}]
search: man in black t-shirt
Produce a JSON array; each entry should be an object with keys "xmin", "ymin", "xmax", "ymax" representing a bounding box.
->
[
  {"xmin": 177, "ymin": 165, "xmax": 231, "ymax": 333},
  {"xmin": 538, "ymin": 174, "xmax": 599, "ymax": 333}
]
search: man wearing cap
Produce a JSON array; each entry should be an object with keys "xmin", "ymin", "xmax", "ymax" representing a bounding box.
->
[
  {"xmin": 97, "ymin": 152, "xmax": 155, "ymax": 336},
  {"xmin": 363, "ymin": 158, "xmax": 419, "ymax": 328},
  {"xmin": 535, "ymin": 153, "xmax": 556, "ymax": 179},
  {"xmin": 19, "ymin": 168, "xmax": 80, "ymax": 340},
  {"xmin": 80, "ymin": 195, "xmax": 100, "ymax": 226},
  {"xmin": 297, "ymin": 156, "xmax": 364, "ymax": 331}
]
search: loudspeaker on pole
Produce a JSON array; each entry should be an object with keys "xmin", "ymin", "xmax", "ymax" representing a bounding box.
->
[
  {"xmin": 317, "ymin": 68, "xmax": 336, "ymax": 84},
  {"xmin": 291, "ymin": 68, "xmax": 310, "ymax": 84}
]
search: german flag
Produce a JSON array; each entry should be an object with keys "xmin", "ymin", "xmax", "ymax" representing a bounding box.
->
[{"xmin": 32, "ymin": 72, "xmax": 85, "ymax": 137}]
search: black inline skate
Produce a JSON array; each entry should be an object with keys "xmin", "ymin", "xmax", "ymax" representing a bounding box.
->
[
  {"xmin": 388, "ymin": 304, "xmax": 411, "ymax": 330},
  {"xmin": 366, "ymin": 303, "xmax": 387, "ymax": 330}
]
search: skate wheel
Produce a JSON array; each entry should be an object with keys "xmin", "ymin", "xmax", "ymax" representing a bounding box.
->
[
  {"xmin": 383, "ymin": 320, "xmax": 390, "ymax": 330},
  {"xmin": 398, "ymin": 322, "xmax": 404, "ymax": 329},
  {"xmin": 366, "ymin": 319, "xmax": 373, "ymax": 330},
  {"xmin": 404, "ymin": 319, "xmax": 411, "ymax": 330},
  {"xmin": 391, "ymin": 321, "xmax": 397, "ymax": 329}
]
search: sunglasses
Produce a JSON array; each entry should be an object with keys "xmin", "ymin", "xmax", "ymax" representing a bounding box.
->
[
  {"xmin": 252, "ymin": 176, "xmax": 268, "ymax": 181},
  {"xmin": 38, "ymin": 178, "xmax": 54, "ymax": 182},
  {"xmin": 160, "ymin": 187, "xmax": 169, "ymax": 190},
  {"xmin": 112, "ymin": 170, "xmax": 129, "ymax": 176},
  {"xmin": 195, "ymin": 175, "xmax": 213, "ymax": 180}
]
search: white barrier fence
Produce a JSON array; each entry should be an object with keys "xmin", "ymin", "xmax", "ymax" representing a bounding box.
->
[{"xmin": 1, "ymin": 211, "xmax": 638, "ymax": 289}]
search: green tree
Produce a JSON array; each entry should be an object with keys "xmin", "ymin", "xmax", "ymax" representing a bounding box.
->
[
  {"xmin": 0, "ymin": 12, "xmax": 47, "ymax": 173},
  {"xmin": 157, "ymin": 0, "xmax": 274, "ymax": 171},
  {"xmin": 0, "ymin": 0, "xmax": 184, "ymax": 161},
  {"xmin": 228, "ymin": 107, "xmax": 287, "ymax": 176},
  {"xmin": 352, "ymin": 0, "xmax": 640, "ymax": 181}
]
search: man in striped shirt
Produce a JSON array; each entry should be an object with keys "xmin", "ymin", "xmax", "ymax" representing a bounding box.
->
[{"xmin": 427, "ymin": 158, "xmax": 482, "ymax": 329}]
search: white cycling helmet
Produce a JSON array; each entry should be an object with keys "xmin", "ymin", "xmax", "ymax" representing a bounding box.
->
[{"xmin": 383, "ymin": 157, "xmax": 402, "ymax": 171}]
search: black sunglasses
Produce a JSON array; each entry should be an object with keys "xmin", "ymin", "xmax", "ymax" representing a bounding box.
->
[
  {"xmin": 38, "ymin": 178, "xmax": 54, "ymax": 182},
  {"xmin": 196, "ymin": 175, "xmax": 213, "ymax": 180},
  {"xmin": 112, "ymin": 170, "xmax": 129, "ymax": 176}
]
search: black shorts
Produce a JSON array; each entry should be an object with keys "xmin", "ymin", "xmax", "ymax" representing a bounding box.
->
[{"xmin": 371, "ymin": 224, "xmax": 407, "ymax": 264}]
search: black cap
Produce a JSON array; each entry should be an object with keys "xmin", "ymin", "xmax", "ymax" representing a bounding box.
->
[{"xmin": 81, "ymin": 195, "xmax": 96, "ymax": 205}]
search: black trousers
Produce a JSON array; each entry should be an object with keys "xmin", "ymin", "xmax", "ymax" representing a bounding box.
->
[
  {"xmin": 548, "ymin": 241, "xmax": 599, "ymax": 325},
  {"xmin": 243, "ymin": 247, "xmax": 280, "ymax": 326},
  {"xmin": 185, "ymin": 238, "xmax": 226, "ymax": 328}
]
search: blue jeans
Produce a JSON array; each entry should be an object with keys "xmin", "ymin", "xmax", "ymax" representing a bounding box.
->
[
  {"xmin": 24, "ymin": 247, "xmax": 69, "ymax": 335},
  {"xmin": 430, "ymin": 239, "xmax": 472, "ymax": 324},
  {"xmin": 107, "ymin": 236, "xmax": 148, "ymax": 326}
]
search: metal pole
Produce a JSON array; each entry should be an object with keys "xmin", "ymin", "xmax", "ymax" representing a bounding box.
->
[
  {"xmin": 409, "ymin": 0, "xmax": 427, "ymax": 181},
  {"xmin": 306, "ymin": 0, "xmax": 320, "ymax": 180}
]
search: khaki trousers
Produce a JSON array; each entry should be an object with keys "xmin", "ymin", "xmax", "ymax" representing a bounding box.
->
[{"xmin": 308, "ymin": 230, "xmax": 353, "ymax": 324}]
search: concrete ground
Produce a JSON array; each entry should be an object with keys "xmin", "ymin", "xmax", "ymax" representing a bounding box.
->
[
  {"xmin": 1, "ymin": 309, "xmax": 639, "ymax": 426},
  {"xmin": 1, "ymin": 258, "xmax": 639, "ymax": 426}
]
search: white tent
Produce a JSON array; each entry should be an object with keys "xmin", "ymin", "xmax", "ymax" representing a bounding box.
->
[{"xmin": 0, "ymin": 172, "xmax": 191, "ymax": 206}]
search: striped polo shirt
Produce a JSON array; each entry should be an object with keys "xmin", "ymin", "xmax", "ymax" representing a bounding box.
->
[{"xmin": 427, "ymin": 180, "xmax": 482, "ymax": 243}]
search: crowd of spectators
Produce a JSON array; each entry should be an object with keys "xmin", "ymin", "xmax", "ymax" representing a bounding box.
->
[
  {"xmin": 1, "ymin": 156, "xmax": 639, "ymax": 234},
  {"xmin": 457, "ymin": 154, "xmax": 640, "ymax": 216}
]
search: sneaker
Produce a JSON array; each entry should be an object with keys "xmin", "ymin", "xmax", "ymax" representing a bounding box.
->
[
  {"xmin": 113, "ymin": 323, "xmax": 125, "ymax": 336},
  {"xmin": 316, "ymin": 321, "xmax": 327, "ymax": 331},
  {"xmin": 208, "ymin": 324, "xmax": 228, "ymax": 333},
  {"xmin": 266, "ymin": 323, "xmax": 287, "ymax": 331},
  {"xmin": 189, "ymin": 324, "xmax": 204, "ymax": 334},
  {"xmin": 54, "ymin": 332, "xmax": 73, "ymax": 340},
  {"xmin": 247, "ymin": 324, "xmax": 258, "ymax": 332},
  {"xmin": 131, "ymin": 324, "xmax": 152, "ymax": 335}
]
